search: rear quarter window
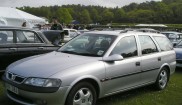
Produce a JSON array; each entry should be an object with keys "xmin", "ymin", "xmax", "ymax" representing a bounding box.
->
[
  {"xmin": 153, "ymin": 36, "xmax": 173, "ymax": 51},
  {"xmin": 0, "ymin": 31, "xmax": 13, "ymax": 44}
]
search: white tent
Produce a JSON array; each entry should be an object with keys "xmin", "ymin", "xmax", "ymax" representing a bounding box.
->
[{"xmin": 0, "ymin": 7, "xmax": 46, "ymax": 28}]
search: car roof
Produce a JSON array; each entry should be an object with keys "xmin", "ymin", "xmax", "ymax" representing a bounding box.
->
[
  {"xmin": 85, "ymin": 30, "xmax": 163, "ymax": 37},
  {"xmin": 161, "ymin": 31, "xmax": 182, "ymax": 34},
  {"xmin": 86, "ymin": 31, "xmax": 121, "ymax": 36},
  {"xmin": 0, "ymin": 26, "xmax": 33, "ymax": 30}
]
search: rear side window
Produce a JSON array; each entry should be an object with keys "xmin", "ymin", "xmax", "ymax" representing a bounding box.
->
[
  {"xmin": 16, "ymin": 31, "xmax": 43, "ymax": 43},
  {"xmin": 0, "ymin": 30, "xmax": 13, "ymax": 44},
  {"xmin": 111, "ymin": 36, "xmax": 138, "ymax": 58},
  {"xmin": 154, "ymin": 36, "xmax": 173, "ymax": 51},
  {"xmin": 139, "ymin": 35, "xmax": 158, "ymax": 55}
]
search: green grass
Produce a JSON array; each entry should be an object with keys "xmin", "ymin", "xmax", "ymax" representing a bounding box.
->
[{"xmin": 0, "ymin": 69, "xmax": 182, "ymax": 105}]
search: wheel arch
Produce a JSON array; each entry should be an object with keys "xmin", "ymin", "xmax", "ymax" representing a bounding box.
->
[
  {"xmin": 63, "ymin": 75, "xmax": 102, "ymax": 105},
  {"xmin": 160, "ymin": 63, "xmax": 171, "ymax": 77}
]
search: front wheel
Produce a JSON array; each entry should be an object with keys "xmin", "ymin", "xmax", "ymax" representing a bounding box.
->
[
  {"xmin": 154, "ymin": 67, "xmax": 169, "ymax": 90},
  {"xmin": 66, "ymin": 82, "xmax": 97, "ymax": 105}
]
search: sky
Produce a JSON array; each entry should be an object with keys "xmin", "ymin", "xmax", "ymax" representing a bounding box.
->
[{"xmin": 0, "ymin": 0, "xmax": 161, "ymax": 8}]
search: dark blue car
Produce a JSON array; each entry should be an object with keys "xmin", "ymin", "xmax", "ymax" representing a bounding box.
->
[{"xmin": 174, "ymin": 41, "xmax": 182, "ymax": 67}]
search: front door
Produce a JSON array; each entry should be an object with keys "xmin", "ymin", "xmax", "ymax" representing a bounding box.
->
[{"xmin": 104, "ymin": 36, "xmax": 142, "ymax": 95}]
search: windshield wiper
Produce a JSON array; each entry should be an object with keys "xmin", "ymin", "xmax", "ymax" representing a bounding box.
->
[
  {"xmin": 60, "ymin": 50, "xmax": 78, "ymax": 54},
  {"xmin": 60, "ymin": 51, "xmax": 100, "ymax": 57},
  {"xmin": 78, "ymin": 53, "xmax": 100, "ymax": 57}
]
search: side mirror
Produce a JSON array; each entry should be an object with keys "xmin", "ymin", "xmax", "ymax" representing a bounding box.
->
[{"xmin": 102, "ymin": 54, "xmax": 124, "ymax": 62}]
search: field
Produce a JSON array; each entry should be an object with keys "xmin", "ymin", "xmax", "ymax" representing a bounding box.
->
[{"xmin": 0, "ymin": 68, "xmax": 182, "ymax": 105}]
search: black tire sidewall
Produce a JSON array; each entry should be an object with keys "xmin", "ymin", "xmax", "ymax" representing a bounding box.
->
[{"xmin": 66, "ymin": 82, "xmax": 97, "ymax": 105}]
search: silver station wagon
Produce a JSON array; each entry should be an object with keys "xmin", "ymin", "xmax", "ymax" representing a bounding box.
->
[{"xmin": 3, "ymin": 30, "xmax": 176, "ymax": 105}]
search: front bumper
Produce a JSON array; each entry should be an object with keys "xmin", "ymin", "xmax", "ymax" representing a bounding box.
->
[{"xmin": 2, "ymin": 75, "xmax": 69, "ymax": 105}]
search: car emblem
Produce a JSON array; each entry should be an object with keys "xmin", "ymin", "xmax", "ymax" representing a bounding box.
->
[{"xmin": 10, "ymin": 74, "xmax": 16, "ymax": 81}]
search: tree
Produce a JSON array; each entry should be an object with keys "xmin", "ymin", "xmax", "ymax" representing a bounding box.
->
[
  {"xmin": 153, "ymin": 2, "xmax": 173, "ymax": 23},
  {"xmin": 113, "ymin": 8, "xmax": 126, "ymax": 23},
  {"xmin": 78, "ymin": 9, "xmax": 92, "ymax": 24},
  {"xmin": 169, "ymin": 3, "xmax": 182, "ymax": 23},
  {"xmin": 127, "ymin": 9, "xmax": 155, "ymax": 23},
  {"xmin": 162, "ymin": 0, "xmax": 182, "ymax": 4},
  {"xmin": 123, "ymin": 3, "xmax": 138, "ymax": 12},
  {"xmin": 56, "ymin": 8, "xmax": 73, "ymax": 24},
  {"xmin": 101, "ymin": 9, "xmax": 114, "ymax": 24},
  {"xmin": 90, "ymin": 8, "xmax": 100, "ymax": 24}
]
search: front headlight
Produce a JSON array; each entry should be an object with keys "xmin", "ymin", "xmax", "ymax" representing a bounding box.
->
[{"xmin": 24, "ymin": 78, "xmax": 61, "ymax": 87}]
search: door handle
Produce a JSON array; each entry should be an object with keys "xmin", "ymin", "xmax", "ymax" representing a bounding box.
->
[
  {"xmin": 136, "ymin": 62, "xmax": 140, "ymax": 66},
  {"xmin": 158, "ymin": 57, "xmax": 161, "ymax": 61},
  {"xmin": 38, "ymin": 47, "xmax": 44, "ymax": 50},
  {"xmin": 9, "ymin": 48, "xmax": 17, "ymax": 51}
]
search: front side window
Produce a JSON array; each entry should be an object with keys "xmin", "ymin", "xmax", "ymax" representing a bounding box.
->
[
  {"xmin": 154, "ymin": 36, "xmax": 173, "ymax": 51},
  {"xmin": 139, "ymin": 35, "xmax": 158, "ymax": 55},
  {"xmin": 111, "ymin": 36, "xmax": 138, "ymax": 58},
  {"xmin": 16, "ymin": 31, "xmax": 42, "ymax": 43},
  {"xmin": 58, "ymin": 34, "xmax": 116, "ymax": 57},
  {"xmin": 0, "ymin": 30, "xmax": 13, "ymax": 44}
]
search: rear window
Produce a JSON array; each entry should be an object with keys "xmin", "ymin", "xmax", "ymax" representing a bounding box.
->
[{"xmin": 153, "ymin": 36, "xmax": 173, "ymax": 51}]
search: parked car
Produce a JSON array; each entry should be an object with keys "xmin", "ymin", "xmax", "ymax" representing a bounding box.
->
[
  {"xmin": 0, "ymin": 26, "xmax": 59, "ymax": 72},
  {"xmin": 78, "ymin": 29, "xmax": 89, "ymax": 34},
  {"xmin": 174, "ymin": 40, "xmax": 182, "ymax": 67},
  {"xmin": 2, "ymin": 30, "xmax": 176, "ymax": 105},
  {"xmin": 42, "ymin": 30, "xmax": 65, "ymax": 46},
  {"xmin": 161, "ymin": 31, "xmax": 182, "ymax": 45},
  {"xmin": 64, "ymin": 28, "xmax": 80, "ymax": 42}
]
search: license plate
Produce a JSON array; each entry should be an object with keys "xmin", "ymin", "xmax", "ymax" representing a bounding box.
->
[{"xmin": 6, "ymin": 83, "xmax": 19, "ymax": 94}]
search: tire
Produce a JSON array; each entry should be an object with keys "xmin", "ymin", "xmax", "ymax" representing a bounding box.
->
[
  {"xmin": 154, "ymin": 67, "xmax": 169, "ymax": 90},
  {"xmin": 66, "ymin": 82, "xmax": 97, "ymax": 105}
]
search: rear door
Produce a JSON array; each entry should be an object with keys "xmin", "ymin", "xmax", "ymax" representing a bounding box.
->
[
  {"xmin": 138, "ymin": 35, "xmax": 162, "ymax": 84},
  {"xmin": 15, "ymin": 30, "xmax": 47, "ymax": 59},
  {"xmin": 0, "ymin": 30, "xmax": 17, "ymax": 71}
]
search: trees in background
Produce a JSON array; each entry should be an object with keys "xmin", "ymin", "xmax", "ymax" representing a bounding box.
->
[
  {"xmin": 18, "ymin": 0, "xmax": 182, "ymax": 24},
  {"xmin": 55, "ymin": 8, "xmax": 72, "ymax": 24}
]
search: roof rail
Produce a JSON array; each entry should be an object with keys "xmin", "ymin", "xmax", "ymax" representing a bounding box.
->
[{"xmin": 120, "ymin": 28, "xmax": 160, "ymax": 34}]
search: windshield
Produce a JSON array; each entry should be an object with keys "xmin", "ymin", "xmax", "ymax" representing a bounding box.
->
[{"xmin": 58, "ymin": 33, "xmax": 117, "ymax": 57}]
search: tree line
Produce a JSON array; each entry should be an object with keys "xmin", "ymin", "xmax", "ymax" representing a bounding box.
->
[{"xmin": 18, "ymin": 0, "xmax": 182, "ymax": 25}]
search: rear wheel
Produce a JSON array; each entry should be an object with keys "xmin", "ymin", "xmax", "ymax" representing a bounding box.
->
[
  {"xmin": 66, "ymin": 82, "xmax": 97, "ymax": 105},
  {"xmin": 154, "ymin": 67, "xmax": 169, "ymax": 90}
]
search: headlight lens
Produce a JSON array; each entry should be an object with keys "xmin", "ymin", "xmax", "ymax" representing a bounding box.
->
[{"xmin": 24, "ymin": 78, "xmax": 61, "ymax": 87}]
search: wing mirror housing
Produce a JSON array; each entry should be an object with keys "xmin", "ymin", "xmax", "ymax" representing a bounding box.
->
[{"xmin": 102, "ymin": 54, "xmax": 124, "ymax": 62}]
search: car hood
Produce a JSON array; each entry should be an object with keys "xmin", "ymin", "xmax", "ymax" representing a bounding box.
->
[
  {"xmin": 174, "ymin": 48, "xmax": 182, "ymax": 59},
  {"xmin": 7, "ymin": 51, "xmax": 101, "ymax": 78}
]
